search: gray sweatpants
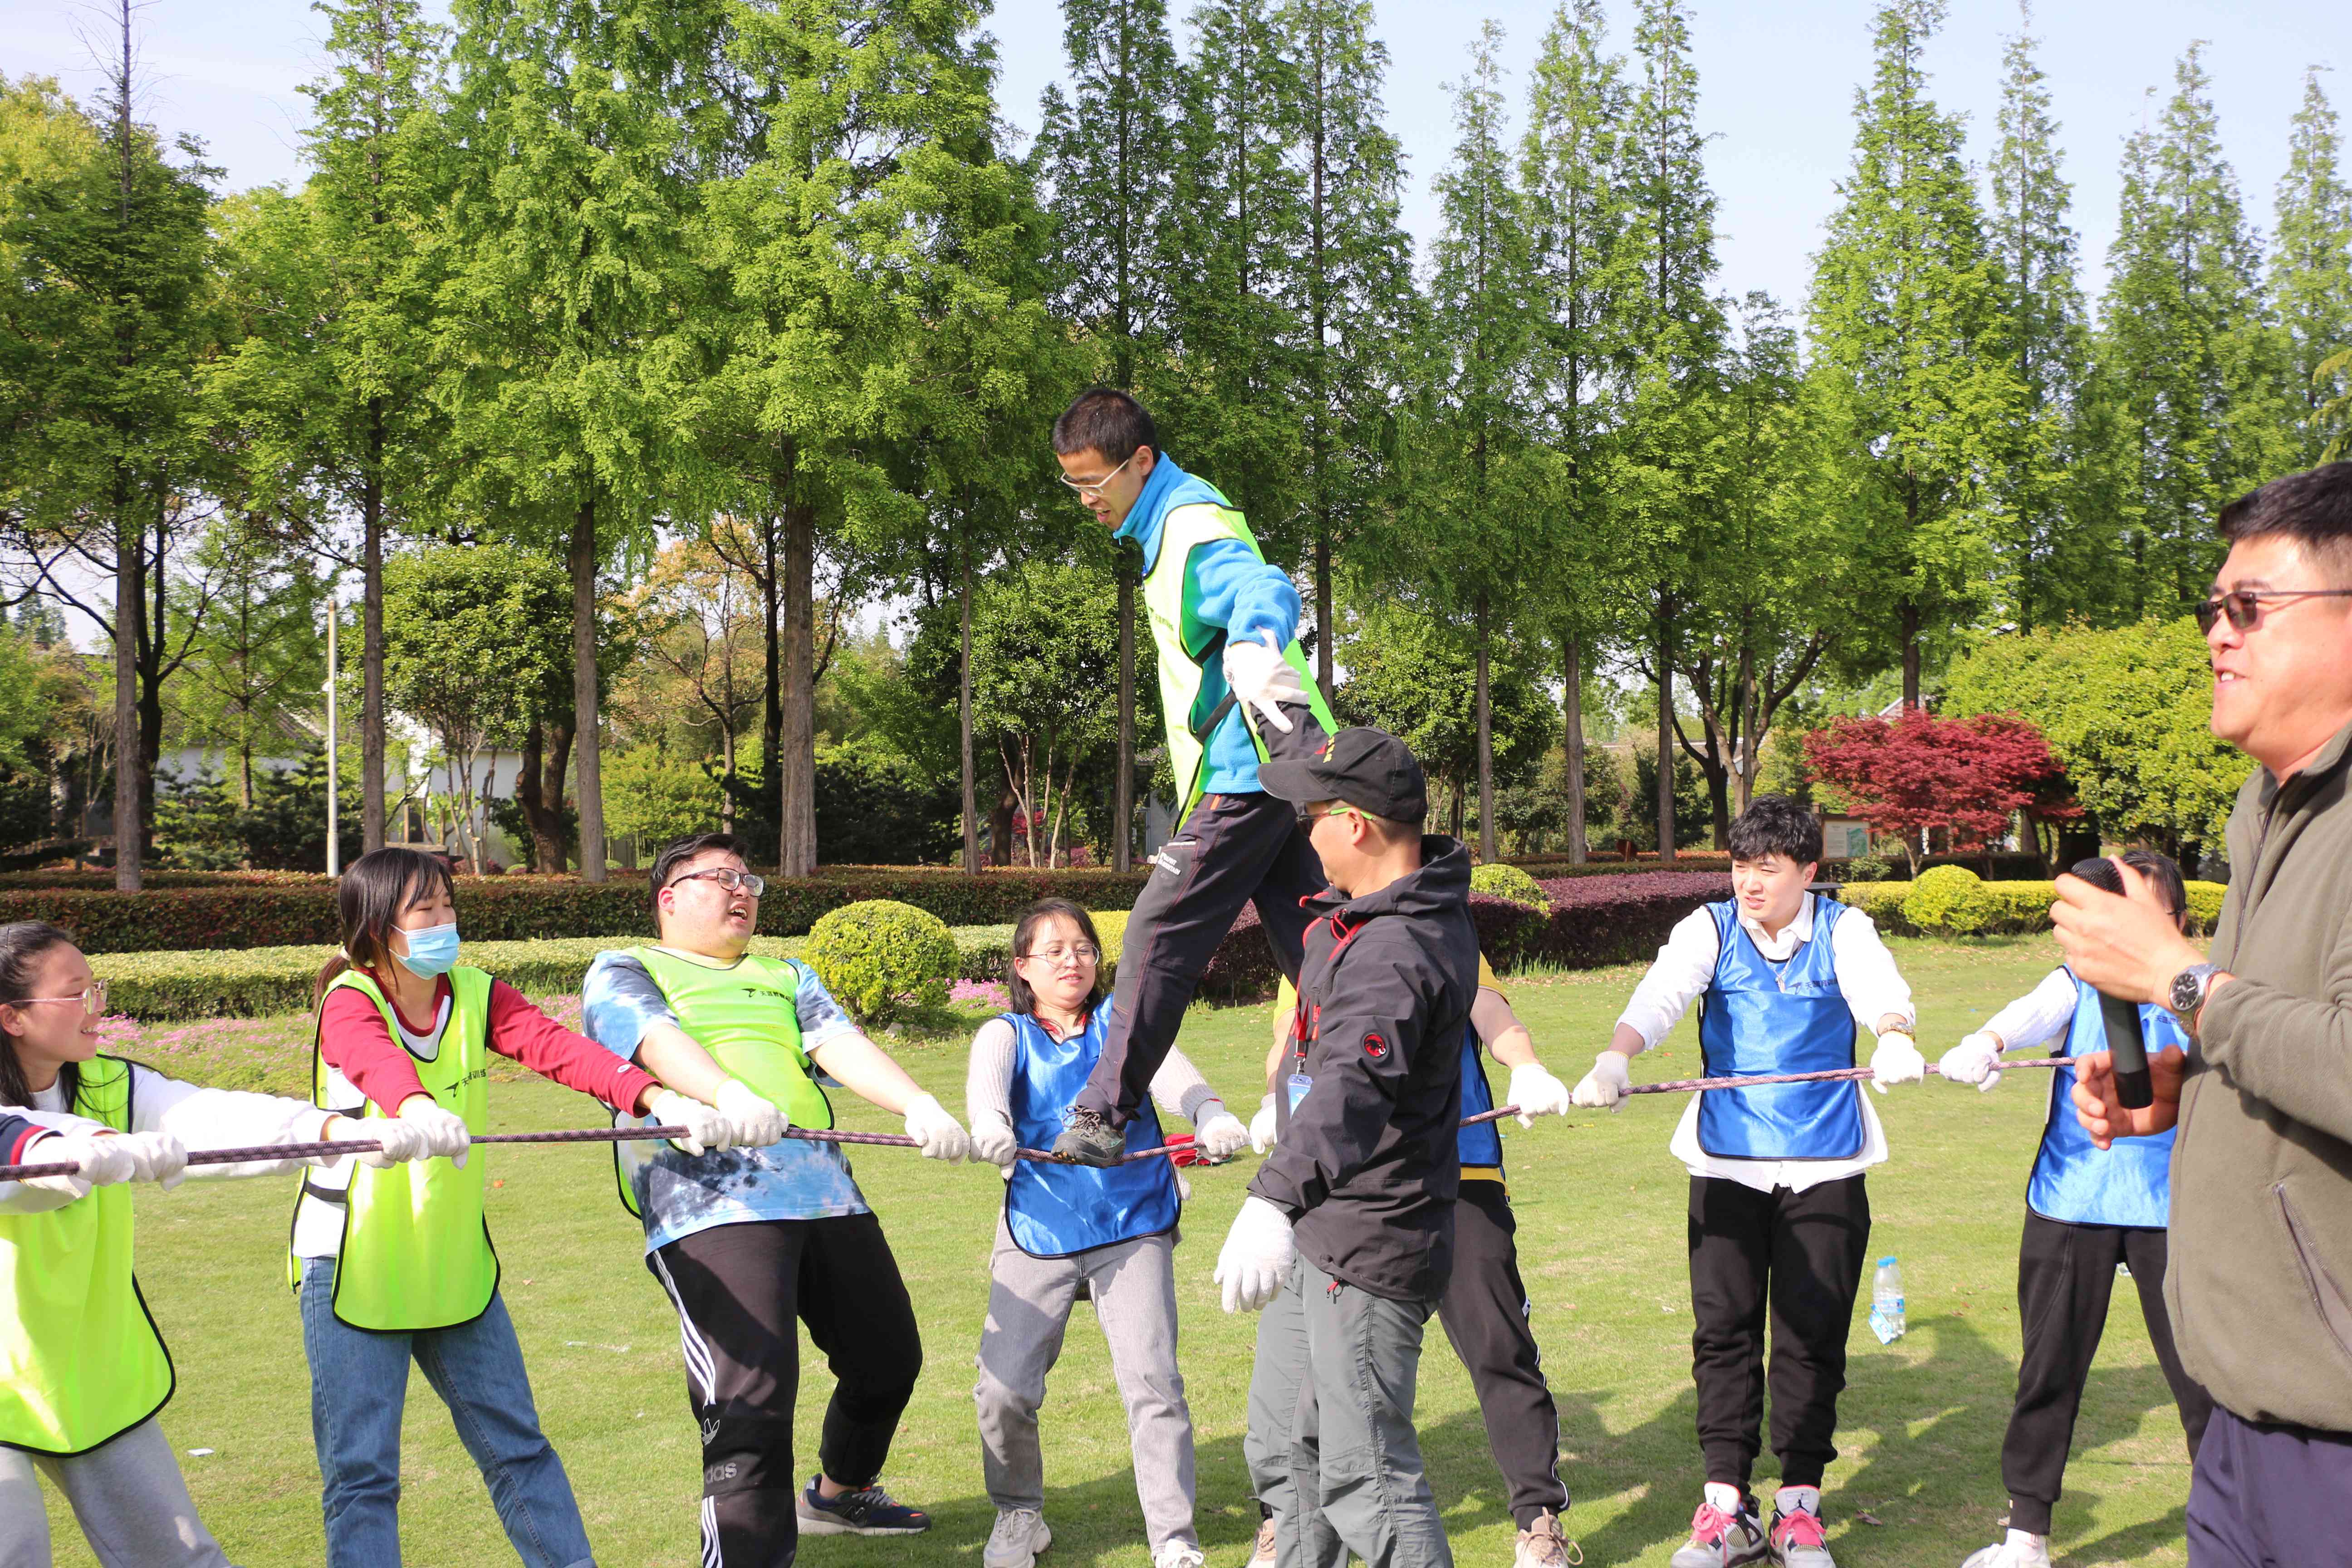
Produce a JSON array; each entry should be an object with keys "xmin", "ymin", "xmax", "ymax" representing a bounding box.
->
[
  {"xmin": 1245, "ymin": 1256, "xmax": 1452, "ymax": 1568},
  {"xmin": 0, "ymin": 1417, "xmax": 236, "ymax": 1568},
  {"xmin": 973, "ymin": 1217, "xmax": 1199, "ymax": 1551}
]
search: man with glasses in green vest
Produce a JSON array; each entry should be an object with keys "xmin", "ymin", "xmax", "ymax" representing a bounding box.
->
[{"xmin": 1049, "ymin": 387, "xmax": 1341, "ymax": 1166}]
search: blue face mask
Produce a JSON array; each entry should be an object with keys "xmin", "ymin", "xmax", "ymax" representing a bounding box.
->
[{"xmin": 396, "ymin": 921, "xmax": 461, "ymax": 979}]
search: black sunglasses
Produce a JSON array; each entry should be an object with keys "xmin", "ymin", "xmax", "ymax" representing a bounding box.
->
[{"xmin": 2193, "ymin": 588, "xmax": 2352, "ymax": 633}]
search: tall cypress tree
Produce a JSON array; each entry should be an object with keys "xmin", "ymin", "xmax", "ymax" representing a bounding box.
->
[
  {"xmin": 1272, "ymin": 0, "xmax": 1413, "ymax": 704},
  {"xmin": 2271, "ymin": 67, "xmax": 2352, "ymax": 468},
  {"xmin": 1518, "ymin": 0, "xmax": 1631, "ymax": 862},
  {"xmin": 1617, "ymin": 0, "xmax": 1722, "ymax": 861},
  {"xmin": 2094, "ymin": 44, "xmax": 2290, "ymax": 614},
  {"xmin": 1986, "ymin": 4, "xmax": 2091, "ymax": 632},
  {"xmin": 1808, "ymin": 0, "xmax": 2012, "ymax": 707}
]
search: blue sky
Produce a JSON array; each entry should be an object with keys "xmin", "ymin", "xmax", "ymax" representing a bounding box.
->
[{"xmin": 6, "ymin": 0, "xmax": 2346, "ymax": 314}]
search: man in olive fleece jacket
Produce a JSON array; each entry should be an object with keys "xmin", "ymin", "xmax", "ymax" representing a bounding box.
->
[{"xmin": 2057, "ymin": 461, "xmax": 2352, "ymax": 1568}]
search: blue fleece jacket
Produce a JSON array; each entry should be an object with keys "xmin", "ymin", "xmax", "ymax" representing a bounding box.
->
[{"xmin": 1116, "ymin": 454, "xmax": 1302, "ymax": 797}]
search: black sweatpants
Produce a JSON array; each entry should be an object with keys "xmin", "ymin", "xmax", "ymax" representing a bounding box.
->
[
  {"xmin": 1999, "ymin": 1212, "xmax": 2213, "ymax": 1534},
  {"xmin": 1076, "ymin": 787, "xmax": 1326, "ymax": 1127},
  {"xmin": 1687, "ymin": 1174, "xmax": 1872, "ymax": 1494},
  {"xmin": 1435, "ymin": 1181, "xmax": 1568, "ymax": 1529},
  {"xmin": 648, "ymin": 1213, "xmax": 923, "ymax": 1568}
]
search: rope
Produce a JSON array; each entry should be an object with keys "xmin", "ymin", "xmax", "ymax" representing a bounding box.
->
[{"xmin": 0, "ymin": 1056, "xmax": 2078, "ymax": 1182}]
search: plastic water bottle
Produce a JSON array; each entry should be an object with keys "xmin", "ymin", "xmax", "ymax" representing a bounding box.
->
[{"xmin": 1868, "ymin": 1255, "xmax": 1906, "ymax": 1344}]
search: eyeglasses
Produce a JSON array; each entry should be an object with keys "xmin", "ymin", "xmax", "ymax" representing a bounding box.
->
[
  {"xmin": 668, "ymin": 867, "xmax": 766, "ymax": 898},
  {"xmin": 1296, "ymin": 804, "xmax": 1361, "ymax": 830},
  {"xmin": 10, "ymin": 980, "xmax": 108, "ymax": 1014},
  {"xmin": 1058, "ymin": 449, "xmax": 1139, "ymax": 499},
  {"xmin": 2193, "ymin": 588, "xmax": 2352, "ymax": 633},
  {"xmin": 1017, "ymin": 943, "xmax": 1100, "ymax": 968}
]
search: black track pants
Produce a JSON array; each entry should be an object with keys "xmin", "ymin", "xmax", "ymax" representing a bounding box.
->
[
  {"xmin": 648, "ymin": 1213, "xmax": 922, "ymax": 1568},
  {"xmin": 1686, "ymin": 1174, "xmax": 1871, "ymax": 1494},
  {"xmin": 1435, "ymin": 1181, "xmax": 1568, "ymax": 1528},
  {"xmin": 1998, "ymin": 1212, "xmax": 2212, "ymax": 1534}
]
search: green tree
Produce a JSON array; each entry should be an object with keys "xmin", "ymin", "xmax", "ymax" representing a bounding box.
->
[
  {"xmin": 380, "ymin": 544, "xmax": 568, "ymax": 872},
  {"xmin": 1807, "ymin": 0, "xmax": 2015, "ymax": 708},
  {"xmin": 0, "ymin": 20, "xmax": 222, "ymax": 887},
  {"xmin": 1942, "ymin": 617, "xmax": 2253, "ymax": 863},
  {"xmin": 1987, "ymin": 6, "xmax": 2095, "ymax": 632},
  {"xmin": 171, "ymin": 524, "xmax": 329, "ymax": 810},
  {"xmin": 2091, "ymin": 44, "xmax": 2291, "ymax": 616},
  {"xmin": 1518, "ymin": 0, "xmax": 1633, "ymax": 862},
  {"xmin": 2271, "ymin": 67, "xmax": 2352, "ymax": 468},
  {"xmin": 969, "ymin": 559, "xmax": 1123, "ymax": 868}
]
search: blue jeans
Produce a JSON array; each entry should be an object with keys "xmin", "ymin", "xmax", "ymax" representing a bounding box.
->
[{"xmin": 299, "ymin": 1257, "xmax": 596, "ymax": 1568}]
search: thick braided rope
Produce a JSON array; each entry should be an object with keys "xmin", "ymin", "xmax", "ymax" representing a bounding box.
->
[{"xmin": 0, "ymin": 1056, "xmax": 2077, "ymax": 1181}]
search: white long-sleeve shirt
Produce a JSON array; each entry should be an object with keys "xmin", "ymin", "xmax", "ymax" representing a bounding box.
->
[
  {"xmin": 965, "ymin": 1017, "xmax": 1224, "ymax": 1132},
  {"xmin": 1975, "ymin": 967, "xmax": 2081, "ymax": 1056},
  {"xmin": 1614, "ymin": 893, "xmax": 1916, "ymax": 1194},
  {"xmin": 1, "ymin": 1062, "xmax": 336, "ymax": 1215}
]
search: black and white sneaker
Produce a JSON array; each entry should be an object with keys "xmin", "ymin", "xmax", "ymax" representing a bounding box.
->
[{"xmin": 796, "ymin": 1476, "xmax": 931, "ymax": 1535}]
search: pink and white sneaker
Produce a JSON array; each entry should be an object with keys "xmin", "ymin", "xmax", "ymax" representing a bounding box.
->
[
  {"xmin": 1669, "ymin": 1493, "xmax": 1770, "ymax": 1568},
  {"xmin": 1769, "ymin": 1486, "xmax": 1835, "ymax": 1568}
]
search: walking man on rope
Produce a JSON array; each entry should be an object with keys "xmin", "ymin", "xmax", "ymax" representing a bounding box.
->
[{"xmin": 1048, "ymin": 387, "xmax": 1340, "ymax": 1165}]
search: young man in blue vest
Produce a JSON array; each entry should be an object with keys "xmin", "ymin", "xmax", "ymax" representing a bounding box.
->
[
  {"xmin": 1048, "ymin": 387, "xmax": 1340, "ymax": 1166},
  {"xmin": 1573, "ymin": 795, "xmax": 1924, "ymax": 1568},
  {"xmin": 1934, "ymin": 849, "xmax": 2212, "ymax": 1568}
]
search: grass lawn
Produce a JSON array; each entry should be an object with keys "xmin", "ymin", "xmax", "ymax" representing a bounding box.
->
[{"xmin": 41, "ymin": 934, "xmax": 2195, "ymax": 1567}]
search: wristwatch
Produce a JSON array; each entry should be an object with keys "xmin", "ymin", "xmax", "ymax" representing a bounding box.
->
[{"xmin": 2168, "ymin": 962, "xmax": 2222, "ymax": 1020}]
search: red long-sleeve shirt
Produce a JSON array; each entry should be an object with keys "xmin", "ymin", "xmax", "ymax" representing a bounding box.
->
[{"xmin": 320, "ymin": 977, "xmax": 658, "ymax": 1117}]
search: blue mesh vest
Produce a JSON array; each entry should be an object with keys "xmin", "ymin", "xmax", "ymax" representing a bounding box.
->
[
  {"xmin": 2024, "ymin": 974, "xmax": 2188, "ymax": 1229},
  {"xmin": 1457, "ymin": 1022, "xmax": 1503, "ymax": 1174},
  {"xmin": 1002, "ymin": 1009, "xmax": 1180, "ymax": 1258},
  {"xmin": 1696, "ymin": 897, "xmax": 1866, "ymax": 1160}
]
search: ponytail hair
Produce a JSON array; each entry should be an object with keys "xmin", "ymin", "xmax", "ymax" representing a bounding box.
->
[
  {"xmin": 0, "ymin": 920, "xmax": 83, "ymax": 1108},
  {"xmin": 315, "ymin": 848, "xmax": 456, "ymax": 1009}
]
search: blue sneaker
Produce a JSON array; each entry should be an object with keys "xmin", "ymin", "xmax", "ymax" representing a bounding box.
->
[{"xmin": 797, "ymin": 1475, "xmax": 931, "ymax": 1536}]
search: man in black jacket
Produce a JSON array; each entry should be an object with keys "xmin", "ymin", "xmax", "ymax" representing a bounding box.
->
[{"xmin": 1215, "ymin": 727, "xmax": 1478, "ymax": 1568}]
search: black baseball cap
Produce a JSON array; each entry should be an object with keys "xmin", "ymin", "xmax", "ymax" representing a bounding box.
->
[{"xmin": 1258, "ymin": 727, "xmax": 1430, "ymax": 823}]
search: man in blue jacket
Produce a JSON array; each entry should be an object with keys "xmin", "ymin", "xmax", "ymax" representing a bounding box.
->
[{"xmin": 1049, "ymin": 387, "xmax": 1339, "ymax": 1165}]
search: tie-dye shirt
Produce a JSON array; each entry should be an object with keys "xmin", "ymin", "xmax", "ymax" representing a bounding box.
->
[{"xmin": 583, "ymin": 948, "xmax": 868, "ymax": 1252}]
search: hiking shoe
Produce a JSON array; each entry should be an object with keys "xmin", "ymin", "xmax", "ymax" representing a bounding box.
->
[
  {"xmin": 1514, "ymin": 1509, "xmax": 1580, "ymax": 1568},
  {"xmin": 1152, "ymin": 1542, "xmax": 1207, "ymax": 1568},
  {"xmin": 1768, "ymin": 1487, "xmax": 1834, "ymax": 1568},
  {"xmin": 1960, "ymin": 1533, "xmax": 2051, "ymax": 1568},
  {"xmin": 796, "ymin": 1476, "xmax": 930, "ymax": 1535},
  {"xmin": 985, "ymin": 1508, "xmax": 1051, "ymax": 1568},
  {"xmin": 1051, "ymin": 1107, "xmax": 1125, "ymax": 1166},
  {"xmin": 1243, "ymin": 1513, "xmax": 1276, "ymax": 1567},
  {"xmin": 1669, "ymin": 1500, "xmax": 1769, "ymax": 1568}
]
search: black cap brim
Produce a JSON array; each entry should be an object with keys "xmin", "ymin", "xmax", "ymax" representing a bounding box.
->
[{"xmin": 1255, "ymin": 758, "xmax": 1324, "ymax": 804}]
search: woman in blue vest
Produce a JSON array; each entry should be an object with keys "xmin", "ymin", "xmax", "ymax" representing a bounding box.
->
[
  {"xmin": 1935, "ymin": 850, "xmax": 2214, "ymax": 1568},
  {"xmin": 963, "ymin": 899, "xmax": 1250, "ymax": 1568}
]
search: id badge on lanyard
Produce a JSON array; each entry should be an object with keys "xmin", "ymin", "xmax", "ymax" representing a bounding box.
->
[{"xmin": 1288, "ymin": 995, "xmax": 1319, "ymax": 1113}]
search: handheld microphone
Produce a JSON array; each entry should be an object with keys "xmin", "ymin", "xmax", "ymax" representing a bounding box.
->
[{"xmin": 2068, "ymin": 857, "xmax": 2154, "ymax": 1110}]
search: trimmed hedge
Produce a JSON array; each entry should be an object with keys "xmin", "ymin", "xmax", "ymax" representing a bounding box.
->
[{"xmin": 1836, "ymin": 878, "xmax": 2226, "ymax": 937}]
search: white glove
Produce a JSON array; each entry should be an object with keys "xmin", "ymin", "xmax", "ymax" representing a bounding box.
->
[
  {"xmin": 397, "ymin": 1094, "xmax": 472, "ymax": 1168},
  {"xmin": 1869, "ymin": 1031, "xmax": 1927, "ymax": 1094},
  {"xmin": 715, "ymin": 1078, "xmax": 789, "ymax": 1147},
  {"xmin": 1194, "ymin": 1102, "xmax": 1251, "ymax": 1162},
  {"xmin": 329, "ymin": 1115, "xmax": 432, "ymax": 1169},
  {"xmin": 1221, "ymin": 630, "xmax": 1305, "ymax": 736},
  {"xmin": 903, "ymin": 1094, "xmax": 971, "ymax": 1163},
  {"xmin": 1570, "ymin": 1051, "xmax": 1633, "ymax": 1112},
  {"xmin": 1505, "ymin": 1061, "xmax": 1574, "ymax": 1126},
  {"xmin": 117, "ymin": 1131, "xmax": 188, "ymax": 1190},
  {"xmin": 969, "ymin": 1110, "xmax": 1019, "ymax": 1169},
  {"xmin": 22, "ymin": 1132, "xmax": 138, "ymax": 1199},
  {"xmin": 1250, "ymin": 1093, "xmax": 1279, "ymax": 1154},
  {"xmin": 648, "ymin": 1089, "xmax": 735, "ymax": 1156},
  {"xmin": 1213, "ymin": 1194, "xmax": 1299, "ymax": 1313},
  {"xmin": 1937, "ymin": 1033, "xmax": 2004, "ymax": 1093}
]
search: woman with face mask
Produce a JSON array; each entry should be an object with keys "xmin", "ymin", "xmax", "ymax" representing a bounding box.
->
[{"xmin": 294, "ymin": 847, "xmax": 778, "ymax": 1568}]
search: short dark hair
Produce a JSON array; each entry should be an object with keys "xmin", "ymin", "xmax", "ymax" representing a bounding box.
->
[
  {"xmin": 2217, "ymin": 462, "xmax": 2352, "ymax": 579},
  {"xmin": 1005, "ymin": 898, "xmax": 1108, "ymax": 1017},
  {"xmin": 1729, "ymin": 794, "xmax": 1823, "ymax": 866},
  {"xmin": 650, "ymin": 832, "xmax": 750, "ymax": 921},
  {"xmin": 314, "ymin": 847, "xmax": 456, "ymax": 1008},
  {"xmin": 1052, "ymin": 387, "xmax": 1157, "ymax": 462},
  {"xmin": 2119, "ymin": 848, "xmax": 2189, "ymax": 930}
]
